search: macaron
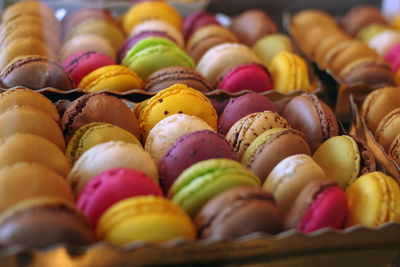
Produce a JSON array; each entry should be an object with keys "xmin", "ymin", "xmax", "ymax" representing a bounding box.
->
[
  {"xmin": 282, "ymin": 94, "xmax": 339, "ymax": 152},
  {"xmin": 159, "ymin": 129, "xmax": 236, "ymax": 194},
  {"xmin": 60, "ymin": 34, "xmax": 116, "ymax": 62},
  {"xmin": 145, "ymin": 66, "xmax": 212, "ymax": 93},
  {"xmin": 368, "ymin": 30, "xmax": 400, "ymax": 57},
  {"xmin": 62, "ymin": 51, "xmax": 115, "ymax": 85},
  {"xmin": 68, "ymin": 141, "xmax": 158, "ymax": 195},
  {"xmin": 0, "ymin": 37, "xmax": 56, "ymax": 70},
  {"xmin": 388, "ymin": 133, "xmax": 400, "ymax": 166},
  {"xmin": 292, "ymin": 9, "xmax": 337, "ymax": 31},
  {"xmin": 137, "ymin": 84, "xmax": 217, "ymax": 140},
  {"xmin": 0, "ymin": 134, "xmax": 70, "ymax": 177},
  {"xmin": 0, "ymin": 197, "xmax": 94, "ymax": 248},
  {"xmin": 118, "ymin": 31, "xmax": 179, "ymax": 63},
  {"xmin": 66, "ymin": 122, "xmax": 142, "ymax": 165},
  {"xmin": 0, "ymin": 106, "xmax": 65, "ymax": 151},
  {"xmin": 129, "ymin": 20, "xmax": 184, "ymax": 47},
  {"xmin": 77, "ymin": 168, "xmax": 163, "ymax": 228},
  {"xmin": 61, "ymin": 93, "xmax": 141, "ymax": 143},
  {"xmin": 264, "ymin": 154, "xmax": 326, "ymax": 217},
  {"xmin": 218, "ymin": 93, "xmax": 276, "ymax": 136},
  {"xmin": 375, "ymin": 107, "xmax": 400, "ymax": 152},
  {"xmin": 122, "ymin": 37, "xmax": 195, "ymax": 80},
  {"xmin": 360, "ymin": 86, "xmax": 400, "ymax": 133},
  {"xmin": 1, "ymin": 55, "xmax": 74, "ymax": 91},
  {"xmin": 2, "ymin": 1, "xmax": 58, "ymax": 27},
  {"xmin": 78, "ymin": 65, "xmax": 144, "ymax": 92},
  {"xmin": 312, "ymin": 135, "xmax": 376, "ymax": 189},
  {"xmin": 214, "ymin": 63, "xmax": 273, "ymax": 93},
  {"xmin": 341, "ymin": 5, "xmax": 388, "ymax": 36},
  {"xmin": 0, "ymin": 163, "xmax": 74, "ymax": 213},
  {"xmin": 0, "ymin": 88, "xmax": 59, "ymax": 122},
  {"xmin": 284, "ymin": 179, "xmax": 347, "ymax": 233},
  {"xmin": 226, "ymin": 111, "xmax": 290, "ymax": 160},
  {"xmin": 269, "ymin": 51, "xmax": 311, "ymax": 94},
  {"xmin": 169, "ymin": 159, "xmax": 260, "ymax": 217},
  {"xmin": 252, "ymin": 34, "xmax": 294, "ymax": 67},
  {"xmin": 230, "ymin": 9, "xmax": 277, "ymax": 46},
  {"xmin": 64, "ymin": 19, "xmax": 125, "ymax": 51},
  {"xmin": 346, "ymin": 171, "xmax": 400, "ymax": 227},
  {"xmin": 122, "ymin": 1, "xmax": 183, "ymax": 33},
  {"xmin": 96, "ymin": 196, "xmax": 195, "ymax": 244},
  {"xmin": 145, "ymin": 114, "xmax": 214, "ymax": 164},
  {"xmin": 1, "ymin": 14, "xmax": 60, "ymax": 37},
  {"xmin": 195, "ymin": 186, "xmax": 281, "ymax": 239},
  {"xmin": 186, "ymin": 25, "xmax": 238, "ymax": 63},
  {"xmin": 196, "ymin": 43, "xmax": 261, "ymax": 85},
  {"xmin": 356, "ymin": 23, "xmax": 390, "ymax": 44},
  {"xmin": 242, "ymin": 128, "xmax": 311, "ymax": 183},
  {"xmin": 183, "ymin": 11, "xmax": 220, "ymax": 40}
]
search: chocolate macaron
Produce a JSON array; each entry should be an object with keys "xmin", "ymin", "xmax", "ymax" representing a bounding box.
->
[
  {"xmin": 145, "ymin": 66, "xmax": 212, "ymax": 93},
  {"xmin": 282, "ymin": 94, "xmax": 338, "ymax": 152}
]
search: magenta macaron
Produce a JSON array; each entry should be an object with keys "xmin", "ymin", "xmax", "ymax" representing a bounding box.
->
[
  {"xmin": 215, "ymin": 63, "xmax": 273, "ymax": 93},
  {"xmin": 183, "ymin": 11, "xmax": 220, "ymax": 40},
  {"xmin": 158, "ymin": 130, "xmax": 236, "ymax": 194},
  {"xmin": 62, "ymin": 51, "xmax": 115, "ymax": 85},
  {"xmin": 77, "ymin": 167, "xmax": 163, "ymax": 228},
  {"xmin": 384, "ymin": 43, "xmax": 400, "ymax": 73},
  {"xmin": 218, "ymin": 93, "xmax": 276, "ymax": 135}
]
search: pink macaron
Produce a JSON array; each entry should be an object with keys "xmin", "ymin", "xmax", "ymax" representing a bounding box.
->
[
  {"xmin": 218, "ymin": 93, "xmax": 276, "ymax": 135},
  {"xmin": 158, "ymin": 130, "xmax": 236, "ymax": 194},
  {"xmin": 183, "ymin": 11, "xmax": 220, "ymax": 40},
  {"xmin": 384, "ymin": 43, "xmax": 400, "ymax": 73},
  {"xmin": 77, "ymin": 167, "xmax": 163, "ymax": 228},
  {"xmin": 62, "ymin": 51, "xmax": 115, "ymax": 85},
  {"xmin": 284, "ymin": 179, "xmax": 347, "ymax": 233},
  {"xmin": 215, "ymin": 63, "xmax": 273, "ymax": 93}
]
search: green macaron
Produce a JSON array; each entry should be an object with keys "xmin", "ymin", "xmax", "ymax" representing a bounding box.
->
[
  {"xmin": 168, "ymin": 159, "xmax": 260, "ymax": 217},
  {"xmin": 122, "ymin": 37, "xmax": 195, "ymax": 80},
  {"xmin": 66, "ymin": 122, "xmax": 142, "ymax": 165}
]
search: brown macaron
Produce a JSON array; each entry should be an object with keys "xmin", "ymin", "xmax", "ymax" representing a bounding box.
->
[
  {"xmin": 341, "ymin": 5, "xmax": 388, "ymax": 36},
  {"xmin": 292, "ymin": 9, "xmax": 337, "ymax": 30},
  {"xmin": 195, "ymin": 186, "xmax": 281, "ymax": 239},
  {"xmin": 282, "ymin": 94, "xmax": 339, "ymax": 152},
  {"xmin": 375, "ymin": 107, "xmax": 400, "ymax": 152},
  {"xmin": 230, "ymin": 9, "xmax": 277, "ymax": 46},
  {"xmin": 361, "ymin": 87, "xmax": 400, "ymax": 133},
  {"xmin": 1, "ymin": 55, "xmax": 74, "ymax": 91},
  {"xmin": 61, "ymin": 93, "xmax": 141, "ymax": 143},
  {"xmin": 145, "ymin": 66, "xmax": 212, "ymax": 93},
  {"xmin": 0, "ymin": 197, "xmax": 94, "ymax": 248}
]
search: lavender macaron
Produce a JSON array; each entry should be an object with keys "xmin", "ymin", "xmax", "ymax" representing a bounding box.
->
[
  {"xmin": 158, "ymin": 130, "xmax": 236, "ymax": 194},
  {"xmin": 218, "ymin": 93, "xmax": 276, "ymax": 135}
]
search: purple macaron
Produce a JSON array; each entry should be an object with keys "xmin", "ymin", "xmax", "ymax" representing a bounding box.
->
[
  {"xmin": 183, "ymin": 11, "xmax": 220, "ymax": 40},
  {"xmin": 218, "ymin": 93, "xmax": 276, "ymax": 135},
  {"xmin": 117, "ymin": 31, "xmax": 177, "ymax": 63},
  {"xmin": 158, "ymin": 130, "xmax": 236, "ymax": 194}
]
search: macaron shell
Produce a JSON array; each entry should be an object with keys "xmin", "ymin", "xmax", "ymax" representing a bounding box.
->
[
  {"xmin": 0, "ymin": 106, "xmax": 65, "ymax": 151},
  {"xmin": 138, "ymin": 84, "xmax": 217, "ymax": 139},
  {"xmin": 77, "ymin": 168, "xmax": 163, "ymax": 227},
  {"xmin": 145, "ymin": 114, "xmax": 214, "ymax": 164},
  {"xmin": 242, "ymin": 128, "xmax": 311, "ymax": 182},
  {"xmin": 96, "ymin": 196, "xmax": 195, "ymax": 244},
  {"xmin": 0, "ymin": 134, "xmax": 70, "ymax": 177},
  {"xmin": 346, "ymin": 172, "xmax": 400, "ymax": 227},
  {"xmin": 66, "ymin": 122, "xmax": 142, "ymax": 165},
  {"xmin": 226, "ymin": 111, "xmax": 289, "ymax": 161},
  {"xmin": 312, "ymin": 136, "xmax": 360, "ymax": 189},
  {"xmin": 252, "ymin": 34, "xmax": 293, "ymax": 67},
  {"xmin": 0, "ymin": 163, "xmax": 74, "ymax": 213},
  {"xmin": 196, "ymin": 43, "xmax": 261, "ymax": 84},
  {"xmin": 375, "ymin": 108, "xmax": 400, "ymax": 152},
  {"xmin": 78, "ymin": 65, "xmax": 144, "ymax": 92},
  {"xmin": 264, "ymin": 154, "xmax": 326, "ymax": 217},
  {"xmin": 0, "ymin": 88, "xmax": 59, "ymax": 122},
  {"xmin": 68, "ymin": 141, "xmax": 158, "ymax": 195}
]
